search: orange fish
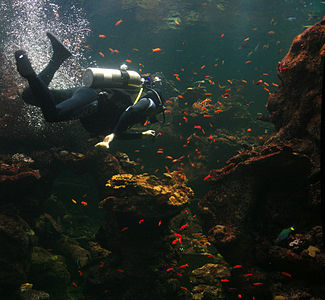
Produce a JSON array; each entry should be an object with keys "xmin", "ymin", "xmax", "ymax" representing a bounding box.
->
[
  {"xmin": 203, "ymin": 115, "xmax": 213, "ymax": 118},
  {"xmin": 243, "ymin": 37, "xmax": 250, "ymax": 42},
  {"xmin": 152, "ymin": 48, "xmax": 162, "ymax": 52},
  {"xmin": 165, "ymin": 110, "xmax": 172, "ymax": 113},
  {"xmin": 125, "ymin": 59, "xmax": 132, "ymax": 63},
  {"xmin": 179, "ymin": 224, "xmax": 189, "ymax": 230},
  {"xmin": 256, "ymin": 79, "xmax": 263, "ymax": 85},
  {"xmin": 220, "ymin": 33, "xmax": 224, "ymax": 38},
  {"xmin": 121, "ymin": 227, "xmax": 128, "ymax": 231},
  {"xmin": 227, "ymin": 79, "xmax": 233, "ymax": 84},
  {"xmin": 115, "ymin": 19, "xmax": 123, "ymax": 26},
  {"xmin": 242, "ymin": 80, "xmax": 248, "ymax": 83},
  {"xmin": 139, "ymin": 219, "xmax": 144, "ymax": 224},
  {"xmin": 99, "ymin": 51, "xmax": 105, "ymax": 57},
  {"xmin": 166, "ymin": 268, "xmax": 174, "ymax": 272},
  {"xmin": 203, "ymin": 174, "xmax": 211, "ymax": 181},
  {"xmin": 200, "ymin": 65, "xmax": 206, "ymax": 69},
  {"xmin": 72, "ymin": 282, "xmax": 78, "ymax": 287},
  {"xmin": 81, "ymin": 201, "xmax": 87, "ymax": 206},
  {"xmin": 98, "ymin": 34, "xmax": 106, "ymax": 38},
  {"xmin": 114, "ymin": 49, "xmax": 120, "ymax": 53},
  {"xmin": 179, "ymin": 264, "xmax": 189, "ymax": 268},
  {"xmin": 158, "ymin": 220, "xmax": 162, "ymax": 226},
  {"xmin": 233, "ymin": 265, "xmax": 243, "ymax": 269},
  {"xmin": 272, "ymin": 83, "xmax": 279, "ymax": 87},
  {"xmin": 245, "ymin": 60, "xmax": 252, "ymax": 64}
]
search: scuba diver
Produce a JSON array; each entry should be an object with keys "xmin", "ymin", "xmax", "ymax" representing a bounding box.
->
[{"xmin": 14, "ymin": 32, "xmax": 165, "ymax": 149}]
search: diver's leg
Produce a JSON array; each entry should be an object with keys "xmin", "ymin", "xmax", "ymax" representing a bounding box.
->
[
  {"xmin": 19, "ymin": 32, "xmax": 72, "ymax": 106},
  {"xmin": 54, "ymin": 87, "xmax": 99, "ymax": 121},
  {"xmin": 15, "ymin": 50, "xmax": 61, "ymax": 121}
]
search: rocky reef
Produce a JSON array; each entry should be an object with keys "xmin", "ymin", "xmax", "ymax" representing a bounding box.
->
[{"xmin": 198, "ymin": 17, "xmax": 325, "ymax": 299}]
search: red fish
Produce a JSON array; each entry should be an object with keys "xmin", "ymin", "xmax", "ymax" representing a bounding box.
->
[
  {"xmin": 256, "ymin": 79, "xmax": 263, "ymax": 85},
  {"xmin": 203, "ymin": 174, "xmax": 211, "ymax": 181},
  {"xmin": 115, "ymin": 19, "xmax": 123, "ymax": 26},
  {"xmin": 179, "ymin": 264, "xmax": 189, "ymax": 268},
  {"xmin": 179, "ymin": 224, "xmax": 189, "ymax": 230}
]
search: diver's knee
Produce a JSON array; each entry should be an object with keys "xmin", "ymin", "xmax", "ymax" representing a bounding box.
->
[{"xmin": 21, "ymin": 88, "xmax": 40, "ymax": 106}]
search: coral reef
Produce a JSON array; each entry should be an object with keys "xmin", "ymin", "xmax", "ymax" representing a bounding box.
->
[{"xmin": 198, "ymin": 17, "xmax": 325, "ymax": 299}]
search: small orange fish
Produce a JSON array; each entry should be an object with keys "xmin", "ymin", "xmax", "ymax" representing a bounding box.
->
[
  {"xmin": 72, "ymin": 282, "xmax": 78, "ymax": 287},
  {"xmin": 253, "ymin": 282, "xmax": 263, "ymax": 286},
  {"xmin": 166, "ymin": 100, "xmax": 173, "ymax": 104},
  {"xmin": 272, "ymin": 83, "xmax": 279, "ymax": 87},
  {"xmin": 158, "ymin": 220, "xmax": 162, "ymax": 226},
  {"xmin": 227, "ymin": 79, "xmax": 233, "ymax": 84},
  {"xmin": 98, "ymin": 34, "xmax": 106, "ymax": 38},
  {"xmin": 200, "ymin": 65, "xmax": 206, "ymax": 69},
  {"xmin": 203, "ymin": 115, "xmax": 213, "ymax": 118},
  {"xmin": 256, "ymin": 79, "xmax": 263, "ymax": 85},
  {"xmin": 233, "ymin": 265, "xmax": 243, "ymax": 269},
  {"xmin": 115, "ymin": 19, "xmax": 123, "ymax": 26},
  {"xmin": 121, "ymin": 227, "xmax": 128, "ymax": 231},
  {"xmin": 165, "ymin": 110, "xmax": 172, "ymax": 113},
  {"xmin": 243, "ymin": 37, "xmax": 250, "ymax": 42},
  {"xmin": 166, "ymin": 268, "xmax": 173, "ymax": 272},
  {"xmin": 139, "ymin": 219, "xmax": 144, "ymax": 224},
  {"xmin": 221, "ymin": 279, "xmax": 229, "ymax": 282},
  {"xmin": 125, "ymin": 59, "xmax": 132, "ymax": 63},
  {"xmin": 203, "ymin": 174, "xmax": 211, "ymax": 181},
  {"xmin": 281, "ymin": 272, "xmax": 292, "ymax": 277},
  {"xmin": 263, "ymin": 73, "xmax": 269, "ymax": 76},
  {"xmin": 175, "ymin": 76, "xmax": 181, "ymax": 81},
  {"xmin": 179, "ymin": 224, "xmax": 189, "ymax": 230},
  {"xmin": 81, "ymin": 201, "xmax": 87, "ymax": 206},
  {"xmin": 179, "ymin": 264, "xmax": 189, "ymax": 268},
  {"xmin": 264, "ymin": 82, "xmax": 270, "ymax": 86},
  {"xmin": 178, "ymin": 95, "xmax": 184, "ymax": 99},
  {"xmin": 220, "ymin": 33, "xmax": 224, "ymax": 38},
  {"xmin": 99, "ymin": 51, "xmax": 105, "ymax": 57},
  {"xmin": 152, "ymin": 48, "xmax": 162, "ymax": 52},
  {"xmin": 245, "ymin": 60, "xmax": 252, "ymax": 64},
  {"xmin": 114, "ymin": 49, "xmax": 120, "ymax": 53}
]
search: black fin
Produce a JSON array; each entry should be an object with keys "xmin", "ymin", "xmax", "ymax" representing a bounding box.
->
[{"xmin": 46, "ymin": 31, "xmax": 72, "ymax": 63}]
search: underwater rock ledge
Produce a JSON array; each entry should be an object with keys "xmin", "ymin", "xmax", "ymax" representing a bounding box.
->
[{"xmin": 198, "ymin": 17, "xmax": 325, "ymax": 300}]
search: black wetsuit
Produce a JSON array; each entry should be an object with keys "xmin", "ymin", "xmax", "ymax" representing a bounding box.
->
[{"xmin": 14, "ymin": 32, "xmax": 164, "ymax": 139}]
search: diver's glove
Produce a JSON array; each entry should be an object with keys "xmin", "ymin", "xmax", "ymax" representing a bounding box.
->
[
  {"xmin": 142, "ymin": 130, "xmax": 156, "ymax": 138},
  {"xmin": 95, "ymin": 133, "xmax": 115, "ymax": 149}
]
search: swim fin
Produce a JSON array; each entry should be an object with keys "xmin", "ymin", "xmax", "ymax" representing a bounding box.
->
[
  {"xmin": 14, "ymin": 50, "xmax": 36, "ymax": 78},
  {"xmin": 46, "ymin": 31, "xmax": 72, "ymax": 64}
]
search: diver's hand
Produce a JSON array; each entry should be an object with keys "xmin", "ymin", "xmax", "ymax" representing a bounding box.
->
[
  {"xmin": 95, "ymin": 133, "xmax": 115, "ymax": 149},
  {"xmin": 142, "ymin": 130, "xmax": 156, "ymax": 138}
]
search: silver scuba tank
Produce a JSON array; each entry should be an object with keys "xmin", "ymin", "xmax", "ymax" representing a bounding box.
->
[{"xmin": 82, "ymin": 67, "xmax": 142, "ymax": 89}]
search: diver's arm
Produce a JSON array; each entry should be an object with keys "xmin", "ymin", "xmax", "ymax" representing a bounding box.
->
[{"xmin": 95, "ymin": 98, "xmax": 154, "ymax": 148}]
